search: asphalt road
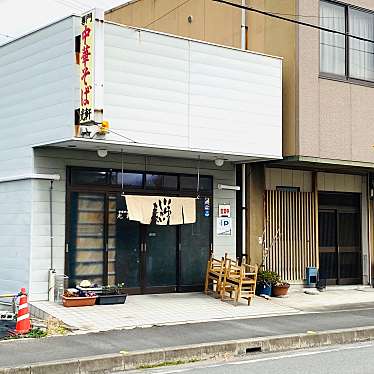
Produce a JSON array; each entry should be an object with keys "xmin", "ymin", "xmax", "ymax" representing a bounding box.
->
[
  {"xmin": 127, "ymin": 341, "xmax": 374, "ymax": 374},
  {"xmin": 2, "ymin": 305, "xmax": 374, "ymax": 367}
]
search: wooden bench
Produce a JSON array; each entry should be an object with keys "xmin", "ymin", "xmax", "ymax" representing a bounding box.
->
[
  {"xmin": 221, "ymin": 260, "xmax": 258, "ymax": 305},
  {"xmin": 204, "ymin": 253, "xmax": 227, "ymax": 297}
]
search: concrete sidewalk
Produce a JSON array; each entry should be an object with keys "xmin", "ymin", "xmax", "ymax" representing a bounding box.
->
[
  {"xmin": 2, "ymin": 306, "xmax": 374, "ymax": 368},
  {"xmin": 30, "ymin": 287, "xmax": 374, "ymax": 332},
  {"xmin": 30, "ymin": 293, "xmax": 299, "ymax": 332}
]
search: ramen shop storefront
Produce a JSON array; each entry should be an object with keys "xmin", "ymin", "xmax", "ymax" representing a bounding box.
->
[{"xmin": 66, "ymin": 167, "xmax": 213, "ymax": 294}]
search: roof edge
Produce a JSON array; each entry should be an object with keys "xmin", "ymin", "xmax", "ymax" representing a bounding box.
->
[
  {"xmin": 0, "ymin": 14, "xmax": 80, "ymax": 49},
  {"xmin": 105, "ymin": 0, "xmax": 141, "ymax": 15},
  {"xmin": 104, "ymin": 19, "xmax": 284, "ymax": 61}
]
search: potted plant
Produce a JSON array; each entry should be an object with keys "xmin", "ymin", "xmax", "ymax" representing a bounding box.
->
[
  {"xmin": 256, "ymin": 270, "xmax": 280, "ymax": 297},
  {"xmin": 272, "ymin": 281, "xmax": 290, "ymax": 297},
  {"xmin": 96, "ymin": 283, "xmax": 128, "ymax": 305},
  {"xmin": 62, "ymin": 289, "xmax": 97, "ymax": 307}
]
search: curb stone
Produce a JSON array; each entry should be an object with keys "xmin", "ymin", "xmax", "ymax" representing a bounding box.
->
[{"xmin": 2, "ymin": 325, "xmax": 374, "ymax": 373}]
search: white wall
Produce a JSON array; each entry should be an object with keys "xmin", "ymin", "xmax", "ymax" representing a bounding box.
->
[
  {"xmin": 0, "ymin": 17, "xmax": 76, "ymax": 178},
  {"xmin": 0, "ymin": 180, "xmax": 32, "ymax": 296},
  {"xmin": 103, "ymin": 23, "xmax": 282, "ymax": 159},
  {"xmin": 0, "ymin": 16, "xmax": 77, "ymax": 299},
  {"xmin": 30, "ymin": 147, "xmax": 236, "ymax": 300}
]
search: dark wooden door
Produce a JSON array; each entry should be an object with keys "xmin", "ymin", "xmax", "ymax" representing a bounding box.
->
[
  {"xmin": 337, "ymin": 210, "xmax": 361, "ymax": 284},
  {"xmin": 319, "ymin": 209, "xmax": 338, "ymax": 284},
  {"xmin": 318, "ymin": 193, "xmax": 361, "ymax": 285}
]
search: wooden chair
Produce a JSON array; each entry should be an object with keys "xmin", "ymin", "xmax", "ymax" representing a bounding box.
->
[
  {"xmin": 204, "ymin": 253, "xmax": 227, "ymax": 297},
  {"xmin": 221, "ymin": 260, "xmax": 258, "ymax": 305}
]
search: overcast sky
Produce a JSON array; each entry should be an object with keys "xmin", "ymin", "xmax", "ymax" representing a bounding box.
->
[{"xmin": 0, "ymin": 0, "xmax": 130, "ymax": 45}]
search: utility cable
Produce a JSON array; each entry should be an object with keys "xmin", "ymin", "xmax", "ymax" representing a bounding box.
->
[
  {"xmin": 213, "ymin": 0, "xmax": 374, "ymax": 44},
  {"xmin": 265, "ymin": 10, "xmax": 344, "ymax": 19},
  {"xmin": 144, "ymin": 0, "xmax": 192, "ymax": 28},
  {"xmin": 108, "ymin": 129, "xmax": 139, "ymax": 144}
]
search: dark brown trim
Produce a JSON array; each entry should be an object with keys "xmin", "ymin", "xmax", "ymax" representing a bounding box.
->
[
  {"xmin": 235, "ymin": 165, "xmax": 243, "ymax": 260},
  {"xmin": 103, "ymin": 193, "xmax": 109, "ymax": 286},
  {"xmin": 67, "ymin": 167, "xmax": 214, "ymax": 202},
  {"xmin": 319, "ymin": 74, "xmax": 374, "ymax": 88}
]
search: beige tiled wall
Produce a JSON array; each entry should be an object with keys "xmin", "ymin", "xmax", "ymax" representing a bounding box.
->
[
  {"xmin": 266, "ymin": 168, "xmax": 363, "ymax": 194},
  {"xmin": 265, "ymin": 168, "xmax": 312, "ymax": 192},
  {"xmin": 298, "ymin": 0, "xmax": 374, "ymax": 164},
  {"xmin": 317, "ymin": 172, "xmax": 362, "ymax": 193}
]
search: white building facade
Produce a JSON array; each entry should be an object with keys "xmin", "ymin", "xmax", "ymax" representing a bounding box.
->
[{"xmin": 0, "ymin": 13, "xmax": 282, "ymax": 301}]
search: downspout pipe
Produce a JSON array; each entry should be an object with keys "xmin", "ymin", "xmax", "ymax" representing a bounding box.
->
[
  {"xmin": 241, "ymin": 164, "xmax": 246, "ymax": 260},
  {"xmin": 368, "ymin": 173, "xmax": 372, "ymax": 286},
  {"xmin": 50, "ymin": 180, "xmax": 54, "ymax": 270},
  {"xmin": 48, "ymin": 180, "xmax": 56, "ymax": 302},
  {"xmin": 241, "ymin": 1, "xmax": 247, "ymax": 261},
  {"xmin": 241, "ymin": 0, "xmax": 247, "ymax": 50}
]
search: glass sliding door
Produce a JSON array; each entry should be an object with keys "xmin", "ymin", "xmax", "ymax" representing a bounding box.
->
[
  {"xmin": 143, "ymin": 224, "xmax": 177, "ymax": 292},
  {"xmin": 67, "ymin": 168, "xmax": 214, "ymax": 294},
  {"xmin": 180, "ymin": 197, "xmax": 211, "ymax": 290},
  {"xmin": 68, "ymin": 193, "xmax": 212, "ymax": 292},
  {"xmin": 68, "ymin": 192, "xmax": 106, "ymax": 287},
  {"xmin": 338, "ymin": 211, "xmax": 361, "ymax": 284},
  {"xmin": 111, "ymin": 194, "xmax": 141, "ymax": 292},
  {"xmin": 318, "ymin": 192, "xmax": 362, "ymax": 285},
  {"xmin": 319, "ymin": 210, "xmax": 338, "ymax": 284}
]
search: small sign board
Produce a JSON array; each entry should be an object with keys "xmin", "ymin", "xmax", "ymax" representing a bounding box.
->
[
  {"xmin": 218, "ymin": 204, "xmax": 231, "ymax": 218},
  {"xmin": 80, "ymin": 11, "xmax": 95, "ymax": 124},
  {"xmin": 217, "ymin": 217, "xmax": 232, "ymax": 236},
  {"xmin": 204, "ymin": 198, "xmax": 210, "ymax": 217}
]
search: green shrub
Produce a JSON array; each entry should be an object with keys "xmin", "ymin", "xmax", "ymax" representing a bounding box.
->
[{"xmin": 257, "ymin": 270, "xmax": 280, "ymax": 286}]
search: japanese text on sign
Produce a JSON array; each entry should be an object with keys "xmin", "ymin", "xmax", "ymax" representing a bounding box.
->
[
  {"xmin": 80, "ymin": 12, "xmax": 94, "ymax": 124},
  {"xmin": 218, "ymin": 204, "xmax": 231, "ymax": 218}
]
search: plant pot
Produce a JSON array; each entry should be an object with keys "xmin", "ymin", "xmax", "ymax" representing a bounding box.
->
[
  {"xmin": 62, "ymin": 296, "xmax": 97, "ymax": 307},
  {"xmin": 96, "ymin": 294, "xmax": 127, "ymax": 305},
  {"xmin": 256, "ymin": 282, "xmax": 272, "ymax": 297},
  {"xmin": 272, "ymin": 284, "xmax": 290, "ymax": 297}
]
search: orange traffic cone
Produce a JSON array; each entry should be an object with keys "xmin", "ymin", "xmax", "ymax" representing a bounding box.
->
[{"xmin": 15, "ymin": 288, "xmax": 31, "ymax": 334}]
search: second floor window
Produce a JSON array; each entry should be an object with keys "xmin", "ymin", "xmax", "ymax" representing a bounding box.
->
[{"xmin": 320, "ymin": 1, "xmax": 374, "ymax": 83}]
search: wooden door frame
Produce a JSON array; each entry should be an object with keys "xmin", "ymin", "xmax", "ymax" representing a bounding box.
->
[{"xmin": 318, "ymin": 192, "xmax": 362, "ymax": 285}]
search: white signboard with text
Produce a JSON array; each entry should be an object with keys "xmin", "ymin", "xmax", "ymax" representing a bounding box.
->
[{"xmin": 217, "ymin": 217, "xmax": 232, "ymax": 236}]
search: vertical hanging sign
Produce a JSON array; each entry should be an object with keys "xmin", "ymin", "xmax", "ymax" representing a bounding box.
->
[
  {"xmin": 204, "ymin": 198, "xmax": 210, "ymax": 217},
  {"xmin": 80, "ymin": 11, "xmax": 95, "ymax": 124}
]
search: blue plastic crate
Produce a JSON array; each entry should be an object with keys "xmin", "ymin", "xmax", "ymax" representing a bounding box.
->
[{"xmin": 306, "ymin": 267, "xmax": 318, "ymax": 287}]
